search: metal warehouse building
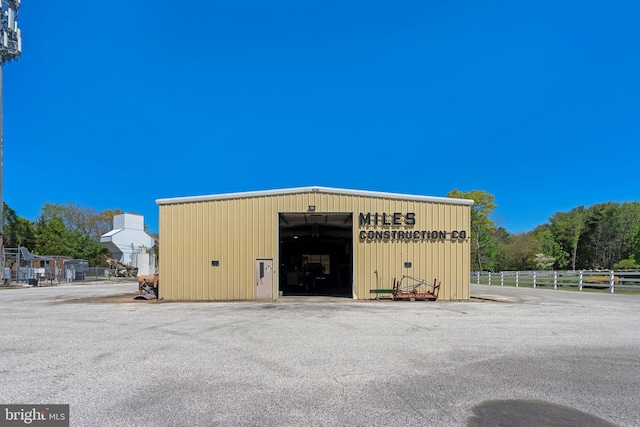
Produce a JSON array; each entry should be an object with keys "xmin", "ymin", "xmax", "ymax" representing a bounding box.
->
[{"xmin": 156, "ymin": 186, "xmax": 473, "ymax": 301}]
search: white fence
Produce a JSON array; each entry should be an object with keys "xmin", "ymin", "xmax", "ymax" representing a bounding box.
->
[{"xmin": 472, "ymin": 270, "xmax": 640, "ymax": 293}]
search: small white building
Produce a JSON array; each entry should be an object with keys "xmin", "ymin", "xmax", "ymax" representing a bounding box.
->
[{"xmin": 100, "ymin": 213, "xmax": 156, "ymax": 274}]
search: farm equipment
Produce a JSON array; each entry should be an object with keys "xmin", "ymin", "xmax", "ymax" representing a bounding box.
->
[
  {"xmin": 392, "ymin": 275, "xmax": 440, "ymax": 301},
  {"xmin": 107, "ymin": 259, "xmax": 138, "ymax": 277},
  {"xmin": 134, "ymin": 274, "xmax": 159, "ymax": 300}
]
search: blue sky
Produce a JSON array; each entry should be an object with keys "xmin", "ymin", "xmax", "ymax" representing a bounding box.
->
[{"xmin": 3, "ymin": 0, "xmax": 639, "ymax": 234}]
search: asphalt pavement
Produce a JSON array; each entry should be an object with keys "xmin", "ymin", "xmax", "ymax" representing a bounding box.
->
[{"xmin": 0, "ymin": 281, "xmax": 638, "ymax": 426}]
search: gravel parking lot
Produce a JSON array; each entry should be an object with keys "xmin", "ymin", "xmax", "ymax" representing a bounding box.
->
[{"xmin": 0, "ymin": 282, "xmax": 638, "ymax": 426}]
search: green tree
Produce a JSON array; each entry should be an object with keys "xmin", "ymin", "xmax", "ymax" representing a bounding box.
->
[
  {"xmin": 447, "ymin": 189, "xmax": 498, "ymax": 271},
  {"xmin": 2, "ymin": 203, "xmax": 36, "ymax": 249},
  {"xmin": 40, "ymin": 202, "xmax": 123, "ymax": 240},
  {"xmin": 549, "ymin": 207, "xmax": 586, "ymax": 270},
  {"xmin": 5, "ymin": 202, "xmax": 130, "ymax": 267},
  {"xmin": 616, "ymin": 202, "xmax": 640, "ymax": 262},
  {"xmin": 68, "ymin": 232, "xmax": 109, "ymax": 266},
  {"xmin": 34, "ymin": 216, "xmax": 73, "ymax": 256},
  {"xmin": 34, "ymin": 205, "xmax": 114, "ymax": 265},
  {"xmin": 613, "ymin": 258, "xmax": 640, "ymax": 270},
  {"xmin": 500, "ymin": 232, "xmax": 536, "ymax": 271},
  {"xmin": 531, "ymin": 224, "xmax": 569, "ymax": 270},
  {"xmin": 577, "ymin": 202, "xmax": 640, "ymax": 269},
  {"xmin": 491, "ymin": 226, "xmax": 510, "ymax": 271}
]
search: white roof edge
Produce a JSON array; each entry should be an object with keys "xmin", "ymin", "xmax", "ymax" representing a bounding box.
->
[
  {"xmin": 156, "ymin": 186, "xmax": 475, "ymax": 206},
  {"xmin": 100, "ymin": 229, "xmax": 123, "ymax": 238}
]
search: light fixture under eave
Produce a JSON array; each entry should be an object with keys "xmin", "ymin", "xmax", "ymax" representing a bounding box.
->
[{"xmin": 308, "ymin": 205, "xmax": 316, "ymax": 211}]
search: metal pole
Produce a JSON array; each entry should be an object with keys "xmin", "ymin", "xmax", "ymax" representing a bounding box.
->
[
  {"xmin": 1, "ymin": 64, "xmax": 4, "ymax": 283},
  {"xmin": 1, "ymin": 0, "xmax": 24, "ymax": 283}
]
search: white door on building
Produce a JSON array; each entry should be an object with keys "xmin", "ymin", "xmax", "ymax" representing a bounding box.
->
[{"xmin": 255, "ymin": 258, "xmax": 273, "ymax": 299}]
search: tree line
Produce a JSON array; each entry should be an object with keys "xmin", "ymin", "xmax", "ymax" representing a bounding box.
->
[
  {"xmin": 448, "ymin": 190, "xmax": 640, "ymax": 272},
  {"xmin": 2, "ymin": 202, "xmax": 126, "ymax": 266},
  {"xmin": 4, "ymin": 193, "xmax": 640, "ymax": 271}
]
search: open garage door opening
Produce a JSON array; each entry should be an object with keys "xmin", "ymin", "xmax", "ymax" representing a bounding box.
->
[{"xmin": 279, "ymin": 213, "xmax": 353, "ymax": 297}]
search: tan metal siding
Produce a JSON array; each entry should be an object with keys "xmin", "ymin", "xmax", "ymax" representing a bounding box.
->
[
  {"xmin": 159, "ymin": 190, "xmax": 470, "ymax": 301},
  {"xmin": 352, "ymin": 196, "xmax": 470, "ymax": 300}
]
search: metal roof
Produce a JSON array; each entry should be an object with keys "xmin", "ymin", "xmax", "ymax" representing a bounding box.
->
[
  {"xmin": 100, "ymin": 229, "xmax": 122, "ymax": 238},
  {"xmin": 156, "ymin": 186, "xmax": 474, "ymax": 206}
]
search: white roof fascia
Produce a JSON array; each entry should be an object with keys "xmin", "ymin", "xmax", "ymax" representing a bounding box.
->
[
  {"xmin": 156, "ymin": 186, "xmax": 474, "ymax": 206},
  {"xmin": 100, "ymin": 229, "xmax": 122, "ymax": 238}
]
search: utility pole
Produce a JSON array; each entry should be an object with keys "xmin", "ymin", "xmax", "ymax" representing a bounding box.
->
[{"xmin": 0, "ymin": 0, "xmax": 22, "ymax": 282}]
